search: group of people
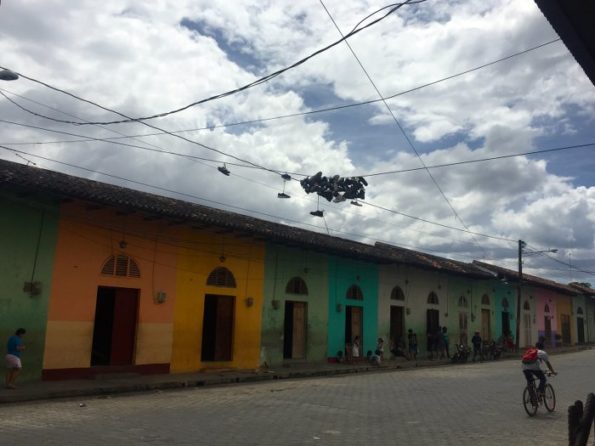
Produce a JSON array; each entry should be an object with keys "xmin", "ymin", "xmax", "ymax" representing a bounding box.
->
[{"xmin": 427, "ymin": 327, "xmax": 450, "ymax": 360}]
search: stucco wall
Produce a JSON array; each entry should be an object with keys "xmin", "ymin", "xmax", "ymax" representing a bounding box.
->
[
  {"xmin": 171, "ymin": 229, "xmax": 264, "ymax": 372},
  {"xmin": 43, "ymin": 203, "xmax": 177, "ymax": 372},
  {"xmin": 261, "ymin": 244, "xmax": 328, "ymax": 367},
  {"xmin": 0, "ymin": 193, "xmax": 58, "ymax": 381}
]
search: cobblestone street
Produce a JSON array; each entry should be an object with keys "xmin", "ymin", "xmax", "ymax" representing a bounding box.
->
[{"xmin": 1, "ymin": 350, "xmax": 593, "ymax": 445}]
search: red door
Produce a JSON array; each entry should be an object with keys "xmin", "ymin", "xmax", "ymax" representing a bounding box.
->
[{"xmin": 110, "ymin": 288, "xmax": 139, "ymax": 365}]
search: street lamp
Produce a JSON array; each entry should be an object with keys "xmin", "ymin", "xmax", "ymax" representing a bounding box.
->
[
  {"xmin": 515, "ymin": 240, "xmax": 558, "ymax": 352},
  {"xmin": 0, "ymin": 69, "xmax": 19, "ymax": 81}
]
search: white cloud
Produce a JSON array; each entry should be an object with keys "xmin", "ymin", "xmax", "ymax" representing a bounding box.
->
[{"xmin": 1, "ymin": 0, "xmax": 594, "ymax": 283}]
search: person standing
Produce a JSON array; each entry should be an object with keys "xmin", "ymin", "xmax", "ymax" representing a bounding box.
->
[
  {"xmin": 471, "ymin": 331, "xmax": 483, "ymax": 362},
  {"xmin": 5, "ymin": 328, "xmax": 26, "ymax": 389},
  {"xmin": 352, "ymin": 336, "xmax": 360, "ymax": 359}
]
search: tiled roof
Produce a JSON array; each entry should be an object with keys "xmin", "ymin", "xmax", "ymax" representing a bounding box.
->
[
  {"xmin": 473, "ymin": 261, "xmax": 578, "ymax": 296},
  {"xmin": 0, "ymin": 159, "xmax": 491, "ymax": 278}
]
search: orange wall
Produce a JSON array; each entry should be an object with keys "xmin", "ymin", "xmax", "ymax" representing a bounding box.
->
[
  {"xmin": 171, "ymin": 228, "xmax": 265, "ymax": 372},
  {"xmin": 43, "ymin": 203, "xmax": 177, "ymax": 369}
]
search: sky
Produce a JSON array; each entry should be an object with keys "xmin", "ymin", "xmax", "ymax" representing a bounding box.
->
[{"xmin": 1, "ymin": 0, "xmax": 595, "ymax": 284}]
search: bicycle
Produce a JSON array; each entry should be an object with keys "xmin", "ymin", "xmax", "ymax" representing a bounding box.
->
[{"xmin": 522, "ymin": 370, "xmax": 556, "ymax": 416}]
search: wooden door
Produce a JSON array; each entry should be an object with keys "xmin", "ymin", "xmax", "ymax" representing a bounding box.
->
[
  {"xmin": 426, "ymin": 309, "xmax": 439, "ymax": 350},
  {"xmin": 291, "ymin": 302, "xmax": 306, "ymax": 359},
  {"xmin": 577, "ymin": 317, "xmax": 585, "ymax": 344},
  {"xmin": 458, "ymin": 312, "xmax": 468, "ymax": 345},
  {"xmin": 501, "ymin": 312, "xmax": 510, "ymax": 338},
  {"xmin": 561, "ymin": 314, "xmax": 571, "ymax": 345},
  {"xmin": 91, "ymin": 286, "xmax": 138, "ymax": 367},
  {"xmin": 390, "ymin": 306, "xmax": 404, "ymax": 345},
  {"xmin": 523, "ymin": 313, "xmax": 532, "ymax": 347},
  {"xmin": 544, "ymin": 316, "xmax": 552, "ymax": 346},
  {"xmin": 110, "ymin": 288, "xmax": 139, "ymax": 365},
  {"xmin": 351, "ymin": 306, "xmax": 363, "ymax": 343},
  {"xmin": 201, "ymin": 294, "xmax": 234, "ymax": 361},
  {"xmin": 215, "ymin": 296, "xmax": 234, "ymax": 361},
  {"xmin": 481, "ymin": 309, "xmax": 491, "ymax": 341}
]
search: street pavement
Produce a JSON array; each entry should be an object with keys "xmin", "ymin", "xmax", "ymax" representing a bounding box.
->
[{"xmin": 0, "ymin": 350, "xmax": 593, "ymax": 445}]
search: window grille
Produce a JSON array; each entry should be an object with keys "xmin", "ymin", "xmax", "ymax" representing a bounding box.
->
[
  {"xmin": 427, "ymin": 292, "xmax": 439, "ymax": 305},
  {"xmin": 206, "ymin": 267, "xmax": 236, "ymax": 288},
  {"xmin": 285, "ymin": 277, "xmax": 308, "ymax": 295},
  {"xmin": 346, "ymin": 285, "xmax": 363, "ymax": 300},
  {"xmin": 390, "ymin": 286, "xmax": 405, "ymax": 301},
  {"xmin": 101, "ymin": 255, "xmax": 141, "ymax": 278}
]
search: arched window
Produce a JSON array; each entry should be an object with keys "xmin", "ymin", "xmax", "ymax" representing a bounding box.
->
[
  {"xmin": 502, "ymin": 298, "xmax": 509, "ymax": 309},
  {"xmin": 391, "ymin": 286, "xmax": 405, "ymax": 301},
  {"xmin": 544, "ymin": 304, "xmax": 550, "ymax": 314},
  {"xmin": 346, "ymin": 285, "xmax": 363, "ymax": 300},
  {"xmin": 458, "ymin": 296, "xmax": 468, "ymax": 308},
  {"xmin": 577, "ymin": 307, "xmax": 584, "ymax": 316},
  {"xmin": 101, "ymin": 254, "xmax": 140, "ymax": 278},
  {"xmin": 481, "ymin": 294, "xmax": 490, "ymax": 306},
  {"xmin": 286, "ymin": 277, "xmax": 308, "ymax": 295},
  {"xmin": 427, "ymin": 292, "xmax": 439, "ymax": 305},
  {"xmin": 523, "ymin": 301, "xmax": 530, "ymax": 311},
  {"xmin": 206, "ymin": 267, "xmax": 236, "ymax": 288}
]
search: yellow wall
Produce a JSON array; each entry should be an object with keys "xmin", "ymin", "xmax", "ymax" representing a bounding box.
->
[
  {"xmin": 171, "ymin": 228, "xmax": 265, "ymax": 372},
  {"xmin": 43, "ymin": 203, "xmax": 177, "ymax": 370}
]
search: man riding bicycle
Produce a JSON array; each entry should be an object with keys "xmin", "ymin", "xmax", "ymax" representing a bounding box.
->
[{"xmin": 521, "ymin": 338, "xmax": 557, "ymax": 397}]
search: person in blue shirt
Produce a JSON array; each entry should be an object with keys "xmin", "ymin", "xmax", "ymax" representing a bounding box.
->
[{"xmin": 5, "ymin": 328, "xmax": 26, "ymax": 389}]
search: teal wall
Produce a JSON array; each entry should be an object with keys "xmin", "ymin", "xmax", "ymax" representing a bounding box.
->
[
  {"xmin": 327, "ymin": 256, "xmax": 378, "ymax": 359},
  {"xmin": 261, "ymin": 244, "xmax": 328, "ymax": 366},
  {"xmin": 0, "ymin": 192, "xmax": 58, "ymax": 382}
]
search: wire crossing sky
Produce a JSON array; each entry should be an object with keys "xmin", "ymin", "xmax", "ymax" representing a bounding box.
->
[{"xmin": 1, "ymin": 0, "xmax": 595, "ymax": 282}]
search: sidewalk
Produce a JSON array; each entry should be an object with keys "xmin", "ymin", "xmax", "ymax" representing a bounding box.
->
[{"xmin": 1, "ymin": 345, "xmax": 589, "ymax": 405}]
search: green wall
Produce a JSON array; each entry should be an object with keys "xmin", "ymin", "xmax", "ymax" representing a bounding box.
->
[
  {"xmin": 261, "ymin": 244, "xmax": 329, "ymax": 366},
  {"xmin": 327, "ymin": 256, "xmax": 378, "ymax": 359},
  {"xmin": 0, "ymin": 193, "xmax": 58, "ymax": 382}
]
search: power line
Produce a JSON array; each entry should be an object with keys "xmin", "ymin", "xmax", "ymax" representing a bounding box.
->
[
  {"xmin": 4, "ymin": 115, "xmax": 594, "ymax": 179},
  {"xmin": 0, "ymin": 37, "xmax": 561, "ymax": 146},
  {"xmin": 319, "ymin": 0, "xmax": 486, "ymax": 256},
  {"xmin": 362, "ymin": 200, "xmax": 515, "ymax": 243},
  {"xmin": 0, "ymin": 118, "xmax": 258, "ymax": 171},
  {"xmin": 359, "ymin": 142, "xmax": 595, "ymax": 177},
  {"xmin": 0, "ymin": 2, "xmax": 424, "ymax": 127}
]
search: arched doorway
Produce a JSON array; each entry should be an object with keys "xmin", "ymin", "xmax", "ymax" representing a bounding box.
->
[
  {"xmin": 426, "ymin": 292, "xmax": 440, "ymax": 351},
  {"xmin": 457, "ymin": 296, "xmax": 469, "ymax": 345},
  {"xmin": 577, "ymin": 307, "xmax": 585, "ymax": 344},
  {"xmin": 481, "ymin": 294, "xmax": 491, "ymax": 341},
  {"xmin": 202, "ymin": 267, "xmax": 236, "ymax": 361},
  {"xmin": 390, "ymin": 286, "xmax": 405, "ymax": 346},
  {"xmin": 501, "ymin": 298, "xmax": 510, "ymax": 339},
  {"xmin": 284, "ymin": 277, "xmax": 308, "ymax": 359},
  {"xmin": 345, "ymin": 285, "xmax": 364, "ymax": 349}
]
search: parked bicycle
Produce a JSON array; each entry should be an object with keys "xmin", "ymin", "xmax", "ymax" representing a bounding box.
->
[{"xmin": 522, "ymin": 370, "xmax": 556, "ymax": 416}]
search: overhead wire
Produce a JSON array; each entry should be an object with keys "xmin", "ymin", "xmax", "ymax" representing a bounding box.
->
[
  {"xmin": 318, "ymin": 0, "xmax": 488, "ymax": 257},
  {"xmin": 0, "ymin": 2, "xmax": 423, "ymax": 127},
  {"xmin": 0, "ymin": 144, "xmax": 517, "ymax": 257},
  {"xmin": 0, "ymin": 37, "xmax": 562, "ymax": 147}
]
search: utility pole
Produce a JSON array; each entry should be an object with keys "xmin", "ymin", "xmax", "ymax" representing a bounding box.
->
[{"xmin": 515, "ymin": 240, "xmax": 525, "ymax": 352}]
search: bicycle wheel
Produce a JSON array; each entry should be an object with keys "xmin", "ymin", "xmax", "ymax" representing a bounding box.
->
[
  {"xmin": 523, "ymin": 387, "xmax": 538, "ymax": 416},
  {"xmin": 543, "ymin": 384, "xmax": 556, "ymax": 412}
]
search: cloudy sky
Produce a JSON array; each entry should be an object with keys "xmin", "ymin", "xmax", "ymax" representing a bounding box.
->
[{"xmin": 1, "ymin": 0, "xmax": 595, "ymax": 284}]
